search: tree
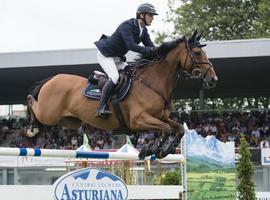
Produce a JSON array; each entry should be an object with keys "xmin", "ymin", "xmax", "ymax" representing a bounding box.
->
[
  {"xmin": 155, "ymin": 0, "xmax": 270, "ymax": 42},
  {"xmin": 237, "ymin": 134, "xmax": 256, "ymax": 200},
  {"xmin": 152, "ymin": 169, "xmax": 182, "ymax": 185},
  {"xmin": 257, "ymin": 0, "xmax": 270, "ymax": 36},
  {"xmin": 161, "ymin": 169, "xmax": 182, "ymax": 185}
]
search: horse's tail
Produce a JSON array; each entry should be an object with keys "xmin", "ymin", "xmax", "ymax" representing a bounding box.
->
[
  {"xmin": 30, "ymin": 76, "xmax": 55, "ymax": 100},
  {"xmin": 26, "ymin": 76, "xmax": 55, "ymax": 125}
]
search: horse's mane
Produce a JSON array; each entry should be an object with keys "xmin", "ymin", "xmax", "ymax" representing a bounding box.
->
[
  {"xmin": 131, "ymin": 31, "xmax": 205, "ymax": 69},
  {"xmin": 133, "ymin": 37, "xmax": 186, "ymax": 68},
  {"xmin": 155, "ymin": 34, "xmax": 205, "ymax": 59},
  {"xmin": 156, "ymin": 37, "xmax": 186, "ymax": 59}
]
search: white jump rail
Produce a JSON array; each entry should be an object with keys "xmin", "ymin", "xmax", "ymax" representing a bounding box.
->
[{"xmin": 0, "ymin": 147, "xmax": 185, "ymax": 162}]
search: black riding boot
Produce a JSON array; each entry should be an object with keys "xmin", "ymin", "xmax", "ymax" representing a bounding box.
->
[{"xmin": 96, "ymin": 79, "xmax": 116, "ymax": 119}]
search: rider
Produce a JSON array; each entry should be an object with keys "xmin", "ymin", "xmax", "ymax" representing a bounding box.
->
[{"xmin": 94, "ymin": 3, "xmax": 158, "ymax": 119}]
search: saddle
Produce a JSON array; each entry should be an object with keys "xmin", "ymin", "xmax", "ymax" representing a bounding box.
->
[
  {"xmin": 83, "ymin": 67, "xmax": 134, "ymax": 134},
  {"xmin": 83, "ymin": 61, "xmax": 153, "ymax": 134},
  {"xmin": 83, "ymin": 59, "xmax": 153, "ymax": 101},
  {"xmin": 83, "ymin": 68, "xmax": 133, "ymax": 102}
]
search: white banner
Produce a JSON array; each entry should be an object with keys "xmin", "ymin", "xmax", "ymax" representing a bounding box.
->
[
  {"xmin": 0, "ymin": 156, "xmax": 70, "ymax": 167},
  {"xmin": 261, "ymin": 148, "xmax": 270, "ymax": 166},
  {"xmin": 256, "ymin": 192, "xmax": 270, "ymax": 200}
]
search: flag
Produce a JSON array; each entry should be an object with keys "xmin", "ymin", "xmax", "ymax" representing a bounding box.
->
[
  {"xmin": 83, "ymin": 133, "xmax": 91, "ymax": 149},
  {"xmin": 126, "ymin": 135, "xmax": 133, "ymax": 146}
]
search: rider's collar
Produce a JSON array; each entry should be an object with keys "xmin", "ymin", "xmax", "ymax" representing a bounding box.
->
[{"xmin": 138, "ymin": 20, "xmax": 144, "ymax": 36}]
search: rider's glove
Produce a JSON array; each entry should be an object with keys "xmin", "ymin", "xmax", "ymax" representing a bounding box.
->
[{"xmin": 144, "ymin": 47, "xmax": 158, "ymax": 60}]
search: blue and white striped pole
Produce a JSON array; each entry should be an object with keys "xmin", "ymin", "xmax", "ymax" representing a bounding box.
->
[{"xmin": 0, "ymin": 147, "xmax": 185, "ymax": 162}]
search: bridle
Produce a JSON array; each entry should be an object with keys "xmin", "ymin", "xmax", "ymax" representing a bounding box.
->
[
  {"xmin": 182, "ymin": 38, "xmax": 216, "ymax": 89},
  {"xmin": 131, "ymin": 37, "xmax": 216, "ymax": 110}
]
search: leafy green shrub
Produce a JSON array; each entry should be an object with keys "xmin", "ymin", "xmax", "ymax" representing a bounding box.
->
[{"xmin": 160, "ymin": 169, "xmax": 181, "ymax": 185}]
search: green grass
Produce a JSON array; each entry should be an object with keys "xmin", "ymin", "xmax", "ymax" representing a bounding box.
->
[{"xmin": 187, "ymin": 172, "xmax": 236, "ymax": 200}]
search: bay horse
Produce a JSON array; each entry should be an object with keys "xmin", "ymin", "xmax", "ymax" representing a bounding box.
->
[{"xmin": 25, "ymin": 30, "xmax": 218, "ymax": 159}]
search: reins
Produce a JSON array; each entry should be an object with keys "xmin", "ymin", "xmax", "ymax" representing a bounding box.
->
[{"xmin": 131, "ymin": 57, "xmax": 180, "ymax": 109}]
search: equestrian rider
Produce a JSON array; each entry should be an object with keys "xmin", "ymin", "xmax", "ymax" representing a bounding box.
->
[{"xmin": 94, "ymin": 3, "xmax": 158, "ymax": 119}]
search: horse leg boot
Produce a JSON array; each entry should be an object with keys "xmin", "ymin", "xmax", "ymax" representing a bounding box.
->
[
  {"xmin": 158, "ymin": 135, "xmax": 181, "ymax": 159},
  {"xmin": 138, "ymin": 136, "xmax": 166, "ymax": 160},
  {"xmin": 146, "ymin": 133, "xmax": 168, "ymax": 157},
  {"xmin": 96, "ymin": 79, "xmax": 116, "ymax": 119},
  {"xmin": 158, "ymin": 119, "xmax": 184, "ymax": 158},
  {"xmin": 134, "ymin": 115, "xmax": 172, "ymax": 159}
]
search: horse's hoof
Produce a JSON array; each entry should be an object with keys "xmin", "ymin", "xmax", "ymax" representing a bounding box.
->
[
  {"xmin": 27, "ymin": 95, "xmax": 33, "ymax": 104},
  {"xmin": 155, "ymin": 150, "xmax": 166, "ymax": 159},
  {"xmin": 138, "ymin": 147, "xmax": 147, "ymax": 160},
  {"xmin": 138, "ymin": 144, "xmax": 153, "ymax": 159},
  {"xmin": 155, "ymin": 136, "xmax": 180, "ymax": 159},
  {"xmin": 160, "ymin": 146, "xmax": 176, "ymax": 159},
  {"xmin": 155, "ymin": 145, "xmax": 176, "ymax": 159},
  {"xmin": 25, "ymin": 128, "xmax": 39, "ymax": 137}
]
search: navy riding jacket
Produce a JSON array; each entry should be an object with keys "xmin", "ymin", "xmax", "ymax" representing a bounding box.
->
[{"xmin": 94, "ymin": 18, "xmax": 155, "ymax": 58}]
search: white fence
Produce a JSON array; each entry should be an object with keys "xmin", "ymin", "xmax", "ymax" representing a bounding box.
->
[{"xmin": 0, "ymin": 185, "xmax": 183, "ymax": 200}]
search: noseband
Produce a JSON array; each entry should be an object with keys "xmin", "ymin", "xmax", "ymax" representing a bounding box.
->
[{"xmin": 182, "ymin": 39, "xmax": 215, "ymax": 89}]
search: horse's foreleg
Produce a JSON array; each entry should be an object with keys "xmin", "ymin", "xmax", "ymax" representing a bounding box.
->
[
  {"xmin": 132, "ymin": 114, "xmax": 172, "ymax": 159},
  {"xmin": 158, "ymin": 119, "xmax": 185, "ymax": 158},
  {"xmin": 166, "ymin": 119, "xmax": 184, "ymax": 137},
  {"xmin": 132, "ymin": 114, "xmax": 171, "ymax": 135}
]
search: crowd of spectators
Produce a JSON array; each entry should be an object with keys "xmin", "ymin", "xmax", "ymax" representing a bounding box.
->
[
  {"xmin": 0, "ymin": 110, "xmax": 269, "ymax": 150},
  {"xmin": 130, "ymin": 110, "xmax": 270, "ymax": 148},
  {"xmin": 0, "ymin": 117, "xmax": 114, "ymax": 150}
]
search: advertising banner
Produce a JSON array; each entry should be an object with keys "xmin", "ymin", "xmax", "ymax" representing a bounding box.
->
[
  {"xmin": 184, "ymin": 129, "xmax": 236, "ymax": 200},
  {"xmin": 53, "ymin": 167, "xmax": 128, "ymax": 200}
]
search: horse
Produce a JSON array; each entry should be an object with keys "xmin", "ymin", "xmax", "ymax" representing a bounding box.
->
[{"xmin": 25, "ymin": 30, "xmax": 218, "ymax": 159}]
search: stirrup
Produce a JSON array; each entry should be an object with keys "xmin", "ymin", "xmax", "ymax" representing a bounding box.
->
[{"xmin": 96, "ymin": 105, "xmax": 112, "ymax": 119}]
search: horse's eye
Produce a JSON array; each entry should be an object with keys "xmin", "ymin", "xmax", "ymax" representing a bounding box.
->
[{"xmin": 194, "ymin": 52, "xmax": 202, "ymax": 56}]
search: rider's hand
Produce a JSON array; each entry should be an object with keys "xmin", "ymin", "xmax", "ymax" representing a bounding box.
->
[
  {"xmin": 150, "ymin": 47, "xmax": 158, "ymax": 57},
  {"xmin": 145, "ymin": 47, "xmax": 158, "ymax": 60}
]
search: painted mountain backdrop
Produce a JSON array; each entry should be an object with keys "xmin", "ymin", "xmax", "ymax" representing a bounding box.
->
[
  {"xmin": 184, "ymin": 128, "xmax": 235, "ymax": 167},
  {"xmin": 184, "ymin": 124, "xmax": 237, "ymax": 200}
]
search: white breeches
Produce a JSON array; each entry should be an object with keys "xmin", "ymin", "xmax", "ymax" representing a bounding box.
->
[{"xmin": 97, "ymin": 50, "xmax": 128, "ymax": 84}]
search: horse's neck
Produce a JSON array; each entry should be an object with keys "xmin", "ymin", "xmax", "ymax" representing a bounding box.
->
[
  {"xmin": 157, "ymin": 43, "xmax": 185, "ymax": 90},
  {"xmin": 140, "ymin": 59, "xmax": 179, "ymax": 100}
]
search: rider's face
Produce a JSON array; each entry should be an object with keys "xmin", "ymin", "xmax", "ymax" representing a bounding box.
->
[
  {"xmin": 139, "ymin": 13, "xmax": 154, "ymax": 26},
  {"xmin": 145, "ymin": 13, "xmax": 154, "ymax": 26}
]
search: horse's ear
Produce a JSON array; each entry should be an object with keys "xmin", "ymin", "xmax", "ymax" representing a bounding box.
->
[
  {"xmin": 189, "ymin": 28, "xmax": 198, "ymax": 42},
  {"xmin": 196, "ymin": 31, "xmax": 203, "ymax": 41}
]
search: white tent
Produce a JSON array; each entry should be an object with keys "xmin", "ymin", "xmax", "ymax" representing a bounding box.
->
[
  {"xmin": 116, "ymin": 143, "xmax": 139, "ymax": 155},
  {"xmin": 76, "ymin": 144, "xmax": 92, "ymax": 152}
]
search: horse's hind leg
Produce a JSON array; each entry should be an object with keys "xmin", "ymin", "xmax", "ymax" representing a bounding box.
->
[{"xmin": 25, "ymin": 95, "xmax": 40, "ymax": 137}]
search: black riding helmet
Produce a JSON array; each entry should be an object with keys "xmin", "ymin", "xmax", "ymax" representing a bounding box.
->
[
  {"xmin": 137, "ymin": 3, "xmax": 159, "ymax": 15},
  {"xmin": 136, "ymin": 3, "xmax": 158, "ymax": 25}
]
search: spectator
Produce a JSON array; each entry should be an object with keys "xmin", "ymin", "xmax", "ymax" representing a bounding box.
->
[
  {"xmin": 260, "ymin": 137, "xmax": 270, "ymax": 148},
  {"xmin": 251, "ymin": 126, "xmax": 261, "ymax": 138}
]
